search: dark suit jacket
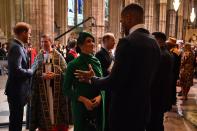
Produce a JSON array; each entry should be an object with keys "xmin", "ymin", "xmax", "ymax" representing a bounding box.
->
[
  {"xmin": 0, "ymin": 48, "xmax": 7, "ymax": 60},
  {"xmin": 172, "ymin": 52, "xmax": 181, "ymax": 80},
  {"xmin": 95, "ymin": 47, "xmax": 113, "ymax": 77},
  {"xmin": 151, "ymin": 46, "xmax": 173, "ymax": 113},
  {"xmin": 91, "ymin": 28, "xmax": 161, "ymax": 131},
  {"xmin": 5, "ymin": 39, "xmax": 33, "ymax": 106}
]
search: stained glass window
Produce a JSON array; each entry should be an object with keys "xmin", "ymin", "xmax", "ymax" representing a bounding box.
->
[{"xmin": 68, "ymin": 0, "xmax": 83, "ymax": 26}]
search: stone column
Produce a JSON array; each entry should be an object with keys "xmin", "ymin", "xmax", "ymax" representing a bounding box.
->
[
  {"xmin": 5, "ymin": 0, "xmax": 10, "ymax": 38},
  {"xmin": 54, "ymin": 0, "xmax": 60, "ymax": 36},
  {"xmin": 177, "ymin": 1, "xmax": 183, "ymax": 40},
  {"xmin": 0, "ymin": 0, "xmax": 3, "ymax": 32},
  {"xmin": 15, "ymin": 0, "xmax": 22, "ymax": 22},
  {"xmin": 29, "ymin": 0, "xmax": 41, "ymax": 50},
  {"xmin": 153, "ymin": 1, "xmax": 159, "ymax": 32},
  {"xmin": 61, "ymin": 0, "xmax": 68, "ymax": 45},
  {"xmin": 1, "ymin": 0, "xmax": 12, "ymax": 39},
  {"xmin": 9, "ymin": 0, "xmax": 16, "ymax": 37},
  {"xmin": 54, "ymin": 0, "xmax": 68, "ymax": 45},
  {"xmin": 138, "ymin": 0, "xmax": 145, "ymax": 8},
  {"xmin": 183, "ymin": 0, "xmax": 189, "ymax": 41},
  {"xmin": 42, "ymin": 0, "xmax": 54, "ymax": 37},
  {"xmin": 0, "ymin": 0, "xmax": 17, "ymax": 40},
  {"xmin": 1, "ymin": 0, "xmax": 6, "ymax": 36},
  {"xmin": 24, "ymin": 0, "xmax": 31, "ymax": 23},
  {"xmin": 26, "ymin": 0, "xmax": 55, "ymax": 50},
  {"xmin": 83, "ymin": 0, "xmax": 92, "ymax": 33},
  {"xmin": 124, "ymin": 0, "xmax": 138, "ymax": 5},
  {"xmin": 167, "ymin": 9, "xmax": 176, "ymax": 37},
  {"xmin": 0, "ymin": 0, "xmax": 6, "ymax": 43},
  {"xmin": 6, "ymin": 0, "xmax": 16, "ymax": 39},
  {"xmin": 1, "ymin": 0, "xmax": 6, "ymax": 37},
  {"xmin": 109, "ymin": 0, "xmax": 122, "ymax": 39},
  {"xmin": 0, "ymin": 1, "xmax": 2, "ymax": 29},
  {"xmin": 84, "ymin": 0, "xmax": 105, "ymax": 50},
  {"xmin": 124, "ymin": 0, "xmax": 130, "ymax": 5},
  {"xmin": 145, "ymin": 0, "xmax": 154, "ymax": 33},
  {"xmin": 93, "ymin": 0, "xmax": 105, "ymax": 49},
  {"xmin": 159, "ymin": 0, "xmax": 167, "ymax": 33},
  {"xmin": 166, "ymin": 0, "xmax": 176, "ymax": 37},
  {"xmin": 83, "ymin": 0, "xmax": 93, "ymax": 35}
]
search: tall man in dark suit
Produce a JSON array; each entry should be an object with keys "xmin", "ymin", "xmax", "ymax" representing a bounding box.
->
[
  {"xmin": 146, "ymin": 32, "xmax": 173, "ymax": 131},
  {"xmin": 95, "ymin": 33, "xmax": 115, "ymax": 131},
  {"xmin": 75, "ymin": 4, "xmax": 161, "ymax": 131},
  {"xmin": 5, "ymin": 22, "xmax": 33, "ymax": 131}
]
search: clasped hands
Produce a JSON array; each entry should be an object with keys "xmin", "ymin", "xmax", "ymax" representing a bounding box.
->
[
  {"xmin": 79, "ymin": 95, "xmax": 101, "ymax": 111},
  {"xmin": 42, "ymin": 72, "xmax": 56, "ymax": 80},
  {"xmin": 74, "ymin": 64, "xmax": 95, "ymax": 83}
]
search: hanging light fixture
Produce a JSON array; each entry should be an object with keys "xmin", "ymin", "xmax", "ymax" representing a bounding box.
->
[
  {"xmin": 190, "ymin": 0, "xmax": 196, "ymax": 23},
  {"xmin": 173, "ymin": 0, "xmax": 180, "ymax": 12},
  {"xmin": 190, "ymin": 8, "xmax": 196, "ymax": 23}
]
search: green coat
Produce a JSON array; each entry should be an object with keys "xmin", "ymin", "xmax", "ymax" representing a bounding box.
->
[{"xmin": 63, "ymin": 53, "xmax": 105, "ymax": 131}]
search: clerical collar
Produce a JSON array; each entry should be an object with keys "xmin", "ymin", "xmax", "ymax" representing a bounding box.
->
[
  {"xmin": 43, "ymin": 48, "xmax": 53, "ymax": 54},
  {"xmin": 129, "ymin": 24, "xmax": 145, "ymax": 34},
  {"xmin": 14, "ymin": 38, "xmax": 25, "ymax": 47}
]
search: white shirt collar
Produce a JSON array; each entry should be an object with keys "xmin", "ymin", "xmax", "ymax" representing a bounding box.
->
[
  {"xmin": 14, "ymin": 38, "xmax": 25, "ymax": 47},
  {"xmin": 129, "ymin": 24, "xmax": 145, "ymax": 34}
]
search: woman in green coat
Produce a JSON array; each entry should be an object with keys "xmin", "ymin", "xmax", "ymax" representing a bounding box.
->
[{"xmin": 63, "ymin": 32, "xmax": 105, "ymax": 131}]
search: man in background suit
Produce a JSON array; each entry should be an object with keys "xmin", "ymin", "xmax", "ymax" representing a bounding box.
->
[
  {"xmin": 5, "ymin": 22, "xmax": 33, "ymax": 131},
  {"xmin": 95, "ymin": 33, "xmax": 115, "ymax": 131},
  {"xmin": 146, "ymin": 32, "xmax": 173, "ymax": 131},
  {"xmin": 75, "ymin": 4, "xmax": 161, "ymax": 131},
  {"xmin": 96, "ymin": 33, "xmax": 115, "ymax": 76}
]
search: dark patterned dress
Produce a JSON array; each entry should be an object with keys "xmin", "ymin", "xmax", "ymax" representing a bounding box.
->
[
  {"xmin": 180, "ymin": 49, "xmax": 195, "ymax": 88},
  {"xmin": 30, "ymin": 49, "xmax": 70, "ymax": 131}
]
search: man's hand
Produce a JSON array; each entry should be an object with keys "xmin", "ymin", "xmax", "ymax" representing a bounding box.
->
[
  {"xmin": 91, "ymin": 95, "xmax": 101, "ymax": 108},
  {"xmin": 42, "ymin": 72, "xmax": 56, "ymax": 80},
  {"xmin": 74, "ymin": 64, "xmax": 95, "ymax": 83}
]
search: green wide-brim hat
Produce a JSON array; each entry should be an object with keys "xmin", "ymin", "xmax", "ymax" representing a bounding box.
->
[{"xmin": 77, "ymin": 32, "xmax": 95, "ymax": 45}]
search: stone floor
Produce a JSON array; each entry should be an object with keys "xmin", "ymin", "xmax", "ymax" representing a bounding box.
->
[{"xmin": 0, "ymin": 75, "xmax": 197, "ymax": 131}]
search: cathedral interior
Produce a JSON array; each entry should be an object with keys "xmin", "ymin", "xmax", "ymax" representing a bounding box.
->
[
  {"xmin": 0, "ymin": 0, "xmax": 196, "ymax": 49},
  {"xmin": 0, "ymin": 0, "xmax": 197, "ymax": 131}
]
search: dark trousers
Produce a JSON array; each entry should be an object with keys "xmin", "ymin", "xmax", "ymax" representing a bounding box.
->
[
  {"xmin": 171, "ymin": 79, "xmax": 177, "ymax": 105},
  {"xmin": 8, "ymin": 97, "xmax": 24, "ymax": 131},
  {"xmin": 26, "ymin": 102, "xmax": 30, "ymax": 129},
  {"xmin": 110, "ymin": 118, "xmax": 145, "ymax": 131},
  {"xmin": 105, "ymin": 91, "xmax": 110, "ymax": 131},
  {"xmin": 146, "ymin": 111, "xmax": 164, "ymax": 131},
  {"xmin": 110, "ymin": 126, "xmax": 145, "ymax": 131}
]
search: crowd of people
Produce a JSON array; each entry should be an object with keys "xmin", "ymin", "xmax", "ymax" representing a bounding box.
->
[
  {"xmin": 0, "ymin": 42, "xmax": 8, "ymax": 75},
  {"xmin": 3, "ymin": 3, "xmax": 197, "ymax": 131},
  {"xmin": 0, "ymin": 42, "xmax": 8, "ymax": 60}
]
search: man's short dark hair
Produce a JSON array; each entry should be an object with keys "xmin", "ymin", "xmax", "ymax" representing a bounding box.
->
[
  {"xmin": 121, "ymin": 4, "xmax": 144, "ymax": 20},
  {"xmin": 13, "ymin": 22, "xmax": 31, "ymax": 35},
  {"xmin": 152, "ymin": 32, "xmax": 167, "ymax": 42},
  {"xmin": 68, "ymin": 39, "xmax": 77, "ymax": 49}
]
